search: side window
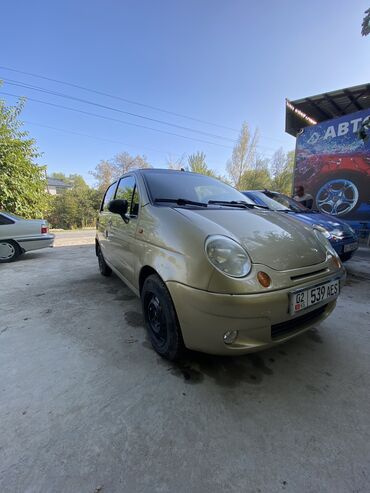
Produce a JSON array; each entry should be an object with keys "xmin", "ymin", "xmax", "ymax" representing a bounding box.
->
[
  {"xmin": 0, "ymin": 214, "xmax": 14, "ymax": 225},
  {"xmin": 101, "ymin": 182, "xmax": 117, "ymax": 211},
  {"xmin": 115, "ymin": 176, "xmax": 140, "ymax": 217}
]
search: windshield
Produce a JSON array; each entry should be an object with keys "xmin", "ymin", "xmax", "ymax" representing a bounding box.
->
[
  {"xmin": 243, "ymin": 191, "xmax": 291, "ymax": 211},
  {"xmin": 143, "ymin": 171, "xmax": 256, "ymax": 206},
  {"xmin": 263, "ymin": 192, "xmax": 309, "ymax": 212}
]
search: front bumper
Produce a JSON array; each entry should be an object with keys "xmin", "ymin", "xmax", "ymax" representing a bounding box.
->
[
  {"xmin": 331, "ymin": 237, "xmax": 358, "ymax": 257},
  {"xmin": 167, "ymin": 272, "xmax": 346, "ymax": 355}
]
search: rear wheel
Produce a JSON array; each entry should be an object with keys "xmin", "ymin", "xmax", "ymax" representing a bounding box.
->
[
  {"xmin": 97, "ymin": 245, "xmax": 112, "ymax": 276},
  {"xmin": 0, "ymin": 240, "xmax": 21, "ymax": 263},
  {"xmin": 141, "ymin": 274, "xmax": 184, "ymax": 361}
]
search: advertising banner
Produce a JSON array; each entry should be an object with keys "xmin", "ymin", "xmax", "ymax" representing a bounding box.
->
[{"xmin": 294, "ymin": 109, "xmax": 370, "ymax": 230}]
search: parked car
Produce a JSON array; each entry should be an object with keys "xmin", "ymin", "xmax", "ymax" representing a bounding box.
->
[
  {"xmin": 0, "ymin": 211, "xmax": 54, "ymax": 263},
  {"xmin": 96, "ymin": 169, "xmax": 345, "ymax": 360},
  {"xmin": 242, "ymin": 190, "xmax": 359, "ymax": 261}
]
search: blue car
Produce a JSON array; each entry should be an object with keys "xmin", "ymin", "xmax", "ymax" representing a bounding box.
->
[{"xmin": 242, "ymin": 190, "xmax": 359, "ymax": 261}]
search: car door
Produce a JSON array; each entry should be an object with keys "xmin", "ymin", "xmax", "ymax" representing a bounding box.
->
[
  {"xmin": 97, "ymin": 181, "xmax": 118, "ymax": 263},
  {"xmin": 108, "ymin": 175, "xmax": 140, "ymax": 285}
]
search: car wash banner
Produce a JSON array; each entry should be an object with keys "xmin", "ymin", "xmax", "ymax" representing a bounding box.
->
[{"xmin": 294, "ymin": 108, "xmax": 370, "ymax": 229}]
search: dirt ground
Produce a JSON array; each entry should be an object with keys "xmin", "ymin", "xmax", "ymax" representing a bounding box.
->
[{"xmin": 1, "ymin": 231, "xmax": 370, "ymax": 493}]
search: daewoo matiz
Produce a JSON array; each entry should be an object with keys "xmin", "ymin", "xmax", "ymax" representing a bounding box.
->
[{"xmin": 96, "ymin": 169, "xmax": 345, "ymax": 360}]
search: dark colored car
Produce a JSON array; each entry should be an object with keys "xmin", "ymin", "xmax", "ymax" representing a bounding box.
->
[{"xmin": 242, "ymin": 190, "xmax": 359, "ymax": 261}]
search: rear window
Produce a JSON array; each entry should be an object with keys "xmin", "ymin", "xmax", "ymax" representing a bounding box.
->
[{"xmin": 0, "ymin": 213, "xmax": 15, "ymax": 225}]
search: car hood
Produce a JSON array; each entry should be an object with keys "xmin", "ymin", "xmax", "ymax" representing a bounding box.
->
[
  {"xmin": 176, "ymin": 208, "xmax": 326, "ymax": 270},
  {"xmin": 289, "ymin": 212, "xmax": 355, "ymax": 235}
]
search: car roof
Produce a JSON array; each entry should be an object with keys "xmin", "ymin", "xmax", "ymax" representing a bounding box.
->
[
  {"xmin": 135, "ymin": 168, "xmax": 193, "ymax": 176},
  {"xmin": 244, "ymin": 189, "xmax": 279, "ymax": 194}
]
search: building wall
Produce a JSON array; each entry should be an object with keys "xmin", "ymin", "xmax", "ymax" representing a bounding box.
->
[{"xmin": 294, "ymin": 108, "xmax": 370, "ymax": 231}]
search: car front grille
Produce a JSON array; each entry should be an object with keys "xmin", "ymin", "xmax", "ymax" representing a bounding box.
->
[{"xmin": 271, "ymin": 304, "xmax": 327, "ymax": 339}]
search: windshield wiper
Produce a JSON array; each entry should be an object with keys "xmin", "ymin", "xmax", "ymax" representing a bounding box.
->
[
  {"xmin": 154, "ymin": 198, "xmax": 208, "ymax": 207},
  {"xmin": 208, "ymin": 200, "xmax": 269, "ymax": 210}
]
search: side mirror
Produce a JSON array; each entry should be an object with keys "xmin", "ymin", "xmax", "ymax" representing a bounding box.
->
[{"xmin": 108, "ymin": 199, "xmax": 128, "ymax": 217}]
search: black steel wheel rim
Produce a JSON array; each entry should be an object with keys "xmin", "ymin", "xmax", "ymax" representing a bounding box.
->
[{"xmin": 146, "ymin": 293, "xmax": 167, "ymax": 346}]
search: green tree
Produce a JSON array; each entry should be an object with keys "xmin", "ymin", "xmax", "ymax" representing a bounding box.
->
[
  {"xmin": 188, "ymin": 151, "xmax": 215, "ymax": 176},
  {"xmin": 47, "ymin": 174, "xmax": 101, "ymax": 229},
  {"xmin": 0, "ymin": 96, "xmax": 49, "ymax": 218},
  {"xmin": 227, "ymin": 122, "xmax": 259, "ymax": 188},
  {"xmin": 270, "ymin": 149, "xmax": 295, "ymax": 194},
  {"xmin": 239, "ymin": 156, "xmax": 271, "ymax": 190},
  {"xmin": 362, "ymin": 8, "xmax": 370, "ymax": 36}
]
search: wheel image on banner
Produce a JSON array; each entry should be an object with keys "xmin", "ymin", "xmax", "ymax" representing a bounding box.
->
[{"xmin": 315, "ymin": 176, "xmax": 361, "ymax": 217}]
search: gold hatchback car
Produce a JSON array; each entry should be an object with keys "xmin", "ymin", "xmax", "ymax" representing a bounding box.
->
[{"xmin": 96, "ymin": 169, "xmax": 345, "ymax": 360}]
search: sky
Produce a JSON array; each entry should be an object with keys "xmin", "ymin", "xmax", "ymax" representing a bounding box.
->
[{"xmin": 1, "ymin": 0, "xmax": 369, "ymax": 185}]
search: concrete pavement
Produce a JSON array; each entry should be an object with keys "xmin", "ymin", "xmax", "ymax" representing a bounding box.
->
[{"xmin": 0, "ymin": 236, "xmax": 370, "ymax": 492}]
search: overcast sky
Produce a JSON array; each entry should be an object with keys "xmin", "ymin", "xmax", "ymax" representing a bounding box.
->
[{"xmin": 1, "ymin": 0, "xmax": 369, "ymax": 183}]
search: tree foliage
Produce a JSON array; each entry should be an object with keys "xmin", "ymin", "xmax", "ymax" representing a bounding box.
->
[
  {"xmin": 47, "ymin": 174, "xmax": 101, "ymax": 229},
  {"xmin": 362, "ymin": 8, "xmax": 370, "ymax": 36},
  {"xmin": 166, "ymin": 153, "xmax": 186, "ymax": 170},
  {"xmin": 91, "ymin": 152, "xmax": 151, "ymax": 191},
  {"xmin": 227, "ymin": 122, "xmax": 259, "ymax": 188},
  {"xmin": 188, "ymin": 151, "xmax": 215, "ymax": 176},
  {"xmin": 270, "ymin": 148, "xmax": 295, "ymax": 194},
  {"xmin": 0, "ymin": 97, "xmax": 49, "ymax": 218},
  {"xmin": 238, "ymin": 156, "xmax": 270, "ymax": 190}
]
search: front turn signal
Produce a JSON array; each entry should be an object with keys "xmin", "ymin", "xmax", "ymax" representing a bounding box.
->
[{"xmin": 257, "ymin": 271, "xmax": 271, "ymax": 288}]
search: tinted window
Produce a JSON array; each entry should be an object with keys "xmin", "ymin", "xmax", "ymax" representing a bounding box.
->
[
  {"xmin": 0, "ymin": 214, "xmax": 15, "ymax": 225},
  {"xmin": 244, "ymin": 191, "xmax": 289, "ymax": 211},
  {"xmin": 101, "ymin": 182, "xmax": 117, "ymax": 211},
  {"xmin": 144, "ymin": 171, "xmax": 254, "ymax": 205},
  {"xmin": 115, "ymin": 176, "xmax": 139, "ymax": 216},
  {"xmin": 264, "ymin": 192, "xmax": 308, "ymax": 212}
]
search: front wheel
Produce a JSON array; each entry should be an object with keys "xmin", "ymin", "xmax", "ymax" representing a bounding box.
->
[
  {"xmin": 141, "ymin": 274, "xmax": 184, "ymax": 361},
  {"xmin": 97, "ymin": 245, "xmax": 112, "ymax": 276},
  {"xmin": 0, "ymin": 240, "xmax": 21, "ymax": 263}
]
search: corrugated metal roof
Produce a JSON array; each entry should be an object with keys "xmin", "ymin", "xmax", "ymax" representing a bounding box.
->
[{"xmin": 286, "ymin": 83, "xmax": 370, "ymax": 136}]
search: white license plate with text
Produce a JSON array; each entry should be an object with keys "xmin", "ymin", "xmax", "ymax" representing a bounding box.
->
[
  {"xmin": 343, "ymin": 242, "xmax": 357, "ymax": 253},
  {"xmin": 290, "ymin": 279, "xmax": 340, "ymax": 314}
]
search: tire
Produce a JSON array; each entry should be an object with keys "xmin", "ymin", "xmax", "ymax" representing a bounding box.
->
[
  {"xmin": 314, "ymin": 172, "xmax": 365, "ymax": 218},
  {"xmin": 97, "ymin": 245, "xmax": 112, "ymax": 276},
  {"xmin": 141, "ymin": 274, "xmax": 184, "ymax": 361},
  {"xmin": 0, "ymin": 240, "xmax": 21, "ymax": 263}
]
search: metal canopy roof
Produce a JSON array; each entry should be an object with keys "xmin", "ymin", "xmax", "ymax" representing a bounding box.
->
[{"xmin": 285, "ymin": 83, "xmax": 370, "ymax": 136}]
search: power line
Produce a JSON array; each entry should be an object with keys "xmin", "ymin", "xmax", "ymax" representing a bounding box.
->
[
  {"xmin": 0, "ymin": 91, "xmax": 234, "ymax": 149},
  {"xmin": 0, "ymin": 66, "xmax": 289, "ymax": 147},
  {"xmin": 0, "ymin": 65, "xmax": 238, "ymax": 132},
  {"xmin": 22, "ymin": 120, "xmax": 232, "ymax": 168},
  {"xmin": 2, "ymin": 78, "xmax": 237, "ymax": 143},
  {"xmin": 1, "ymin": 90, "xmax": 279, "ymax": 153}
]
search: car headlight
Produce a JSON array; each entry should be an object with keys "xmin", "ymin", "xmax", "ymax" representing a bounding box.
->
[
  {"xmin": 314, "ymin": 224, "xmax": 331, "ymax": 238},
  {"xmin": 205, "ymin": 235, "xmax": 252, "ymax": 278},
  {"xmin": 313, "ymin": 228, "xmax": 338, "ymax": 258}
]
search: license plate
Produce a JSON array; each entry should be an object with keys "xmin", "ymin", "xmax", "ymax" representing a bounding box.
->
[
  {"xmin": 290, "ymin": 279, "xmax": 340, "ymax": 314},
  {"xmin": 343, "ymin": 242, "xmax": 357, "ymax": 253}
]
